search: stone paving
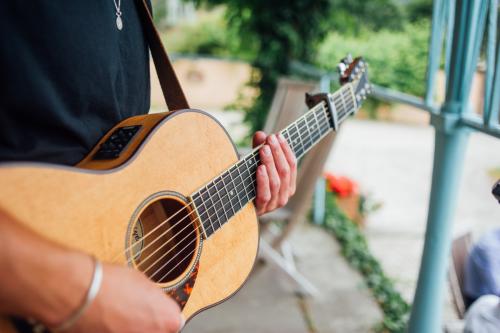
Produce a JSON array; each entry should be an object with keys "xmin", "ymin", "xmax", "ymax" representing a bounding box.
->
[
  {"xmin": 184, "ymin": 223, "xmax": 382, "ymax": 333},
  {"xmin": 326, "ymin": 119, "xmax": 500, "ymax": 323},
  {"xmin": 183, "ymin": 113, "xmax": 500, "ymax": 332}
]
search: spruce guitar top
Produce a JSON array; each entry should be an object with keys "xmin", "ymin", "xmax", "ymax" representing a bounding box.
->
[{"xmin": 0, "ymin": 57, "xmax": 370, "ymax": 332}]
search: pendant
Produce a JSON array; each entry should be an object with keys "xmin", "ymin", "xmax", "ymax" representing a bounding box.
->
[{"xmin": 116, "ymin": 15, "xmax": 123, "ymax": 30}]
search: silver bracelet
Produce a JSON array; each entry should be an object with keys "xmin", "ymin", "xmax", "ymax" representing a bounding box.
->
[{"xmin": 51, "ymin": 257, "xmax": 103, "ymax": 332}]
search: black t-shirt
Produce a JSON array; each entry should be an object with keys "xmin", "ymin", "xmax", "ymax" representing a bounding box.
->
[{"xmin": 0, "ymin": 1, "xmax": 151, "ymax": 165}]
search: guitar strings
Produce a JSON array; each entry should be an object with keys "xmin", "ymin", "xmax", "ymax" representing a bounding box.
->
[
  {"xmin": 131, "ymin": 169, "xmax": 260, "ymax": 270},
  {"xmin": 146, "ymin": 115, "xmax": 348, "ymax": 282},
  {"xmin": 137, "ymin": 101, "xmax": 356, "ymax": 279},
  {"xmin": 112, "ymin": 93, "xmax": 348, "ymax": 267},
  {"xmin": 110, "ymin": 107, "xmax": 325, "ymax": 264},
  {"xmin": 138, "ymin": 115, "xmax": 338, "ymax": 278},
  {"xmin": 114, "ymin": 148, "xmax": 260, "ymax": 266},
  {"xmin": 121, "ymin": 93, "xmax": 343, "ymax": 260},
  {"xmin": 142, "ymin": 176, "xmax": 258, "ymax": 281},
  {"xmin": 126, "ymin": 107, "xmax": 336, "ymax": 272},
  {"xmin": 133, "ymin": 88, "xmax": 359, "ymax": 279}
]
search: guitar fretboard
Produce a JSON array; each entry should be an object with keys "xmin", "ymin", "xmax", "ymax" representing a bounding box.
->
[{"xmin": 192, "ymin": 84, "xmax": 357, "ymax": 238}]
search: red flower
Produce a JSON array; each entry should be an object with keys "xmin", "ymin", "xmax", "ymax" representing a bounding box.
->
[{"xmin": 324, "ymin": 172, "xmax": 358, "ymax": 197}]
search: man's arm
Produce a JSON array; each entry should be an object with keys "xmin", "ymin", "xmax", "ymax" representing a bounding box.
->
[
  {"xmin": 0, "ymin": 131, "xmax": 296, "ymax": 333},
  {"xmin": 0, "ymin": 210, "xmax": 183, "ymax": 333}
]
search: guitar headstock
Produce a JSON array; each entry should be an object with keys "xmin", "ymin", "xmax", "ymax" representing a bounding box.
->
[{"xmin": 338, "ymin": 55, "xmax": 371, "ymax": 105}]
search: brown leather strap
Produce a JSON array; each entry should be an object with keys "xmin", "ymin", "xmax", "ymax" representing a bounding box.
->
[{"xmin": 136, "ymin": 0, "xmax": 190, "ymax": 111}]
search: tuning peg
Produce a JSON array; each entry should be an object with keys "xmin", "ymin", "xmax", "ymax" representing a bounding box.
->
[{"xmin": 337, "ymin": 62, "xmax": 347, "ymax": 75}]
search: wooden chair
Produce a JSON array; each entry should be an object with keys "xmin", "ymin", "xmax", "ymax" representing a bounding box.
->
[
  {"xmin": 448, "ymin": 232, "xmax": 473, "ymax": 319},
  {"xmin": 254, "ymin": 78, "xmax": 338, "ymax": 296}
]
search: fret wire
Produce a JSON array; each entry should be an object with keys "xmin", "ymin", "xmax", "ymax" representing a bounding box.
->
[
  {"xmin": 192, "ymin": 195, "xmax": 210, "ymax": 237},
  {"xmin": 204, "ymin": 184, "xmax": 219, "ymax": 232},
  {"xmin": 312, "ymin": 108, "xmax": 325, "ymax": 137},
  {"xmin": 338, "ymin": 96, "xmax": 355, "ymax": 121},
  {"xmin": 306, "ymin": 113, "xmax": 320, "ymax": 142},
  {"xmin": 315, "ymin": 105, "xmax": 330, "ymax": 133},
  {"xmin": 212, "ymin": 177, "xmax": 229, "ymax": 224},
  {"xmin": 291, "ymin": 121, "xmax": 304, "ymax": 155},
  {"xmin": 316, "ymin": 107, "xmax": 331, "ymax": 132},
  {"xmin": 238, "ymin": 158, "xmax": 255, "ymax": 199},
  {"xmin": 209, "ymin": 177, "xmax": 226, "ymax": 228},
  {"xmin": 340, "ymin": 89, "xmax": 347, "ymax": 118},
  {"xmin": 313, "ymin": 107, "xmax": 323, "ymax": 137},
  {"xmin": 300, "ymin": 117, "xmax": 314, "ymax": 149},
  {"xmin": 198, "ymin": 188, "xmax": 215, "ymax": 236},
  {"xmin": 222, "ymin": 170, "xmax": 238, "ymax": 216},
  {"xmin": 228, "ymin": 166, "xmax": 241, "ymax": 209},
  {"xmin": 219, "ymin": 175, "xmax": 232, "ymax": 221},
  {"xmin": 207, "ymin": 182, "xmax": 223, "ymax": 229},
  {"xmin": 230, "ymin": 165, "xmax": 247, "ymax": 208},
  {"xmin": 296, "ymin": 119, "xmax": 309, "ymax": 154},
  {"xmin": 281, "ymin": 127, "xmax": 295, "ymax": 152},
  {"xmin": 296, "ymin": 117, "xmax": 332, "ymax": 159},
  {"xmin": 282, "ymin": 129, "xmax": 294, "ymax": 152},
  {"xmin": 235, "ymin": 162, "xmax": 251, "ymax": 202}
]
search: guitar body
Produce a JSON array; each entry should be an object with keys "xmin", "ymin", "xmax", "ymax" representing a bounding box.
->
[{"xmin": 0, "ymin": 110, "xmax": 259, "ymax": 332}]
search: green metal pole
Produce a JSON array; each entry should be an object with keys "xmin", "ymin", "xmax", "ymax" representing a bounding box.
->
[
  {"xmin": 313, "ymin": 75, "xmax": 331, "ymax": 225},
  {"xmin": 425, "ymin": 0, "xmax": 446, "ymax": 105},
  {"xmin": 408, "ymin": 114, "xmax": 469, "ymax": 332},
  {"xmin": 408, "ymin": 0, "xmax": 487, "ymax": 331}
]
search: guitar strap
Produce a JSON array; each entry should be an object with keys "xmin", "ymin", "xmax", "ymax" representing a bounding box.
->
[{"xmin": 136, "ymin": 0, "xmax": 190, "ymax": 111}]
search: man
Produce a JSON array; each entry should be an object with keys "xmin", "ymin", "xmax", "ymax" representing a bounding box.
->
[
  {"xmin": 0, "ymin": 2, "xmax": 297, "ymax": 332},
  {"xmin": 464, "ymin": 228, "xmax": 500, "ymax": 333}
]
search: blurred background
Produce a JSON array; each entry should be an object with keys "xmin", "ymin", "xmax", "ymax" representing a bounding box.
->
[{"xmin": 149, "ymin": 0, "xmax": 500, "ymax": 332}]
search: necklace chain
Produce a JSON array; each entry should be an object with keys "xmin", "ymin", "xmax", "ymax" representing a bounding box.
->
[{"xmin": 113, "ymin": 0, "xmax": 123, "ymax": 30}]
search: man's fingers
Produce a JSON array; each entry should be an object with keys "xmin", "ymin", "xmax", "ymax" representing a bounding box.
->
[
  {"xmin": 267, "ymin": 134, "xmax": 289, "ymax": 207},
  {"xmin": 259, "ymin": 144, "xmax": 280, "ymax": 211},
  {"xmin": 255, "ymin": 165, "xmax": 271, "ymax": 215},
  {"xmin": 253, "ymin": 131, "xmax": 267, "ymax": 148},
  {"xmin": 278, "ymin": 133, "xmax": 297, "ymax": 196}
]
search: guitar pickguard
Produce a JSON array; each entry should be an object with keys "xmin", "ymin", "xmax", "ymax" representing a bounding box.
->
[{"xmin": 166, "ymin": 261, "xmax": 199, "ymax": 309}]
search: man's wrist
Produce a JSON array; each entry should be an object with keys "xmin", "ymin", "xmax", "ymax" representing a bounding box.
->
[
  {"xmin": 35, "ymin": 251, "xmax": 94, "ymax": 327},
  {"xmin": 0, "ymin": 214, "xmax": 94, "ymax": 327}
]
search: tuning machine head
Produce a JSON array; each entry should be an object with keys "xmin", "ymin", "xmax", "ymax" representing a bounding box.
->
[{"xmin": 337, "ymin": 54, "xmax": 354, "ymax": 76}]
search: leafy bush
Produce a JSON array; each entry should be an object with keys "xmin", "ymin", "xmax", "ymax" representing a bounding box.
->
[
  {"xmin": 320, "ymin": 188, "xmax": 411, "ymax": 332},
  {"xmin": 164, "ymin": 8, "xmax": 255, "ymax": 60},
  {"xmin": 316, "ymin": 20, "xmax": 430, "ymax": 98},
  {"xmin": 166, "ymin": 1, "xmax": 430, "ymax": 130}
]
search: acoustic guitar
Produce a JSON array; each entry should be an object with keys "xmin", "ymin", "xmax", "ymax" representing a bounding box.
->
[{"xmin": 0, "ymin": 56, "xmax": 370, "ymax": 332}]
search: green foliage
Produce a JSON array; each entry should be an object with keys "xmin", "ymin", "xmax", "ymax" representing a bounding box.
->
[
  {"xmin": 191, "ymin": 0, "xmax": 337, "ymax": 134},
  {"xmin": 320, "ymin": 191, "xmax": 410, "ymax": 332},
  {"xmin": 176, "ymin": 0, "xmax": 430, "ymax": 131},
  {"xmin": 328, "ymin": 0, "xmax": 404, "ymax": 34},
  {"xmin": 164, "ymin": 9, "xmax": 255, "ymax": 60},
  {"xmin": 317, "ymin": 20, "xmax": 430, "ymax": 99},
  {"xmin": 406, "ymin": 0, "xmax": 433, "ymax": 23}
]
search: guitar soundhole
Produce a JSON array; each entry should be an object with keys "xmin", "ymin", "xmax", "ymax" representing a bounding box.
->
[{"xmin": 130, "ymin": 197, "xmax": 199, "ymax": 285}]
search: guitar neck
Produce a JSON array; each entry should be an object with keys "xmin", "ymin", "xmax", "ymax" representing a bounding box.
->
[{"xmin": 191, "ymin": 83, "xmax": 358, "ymax": 238}]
